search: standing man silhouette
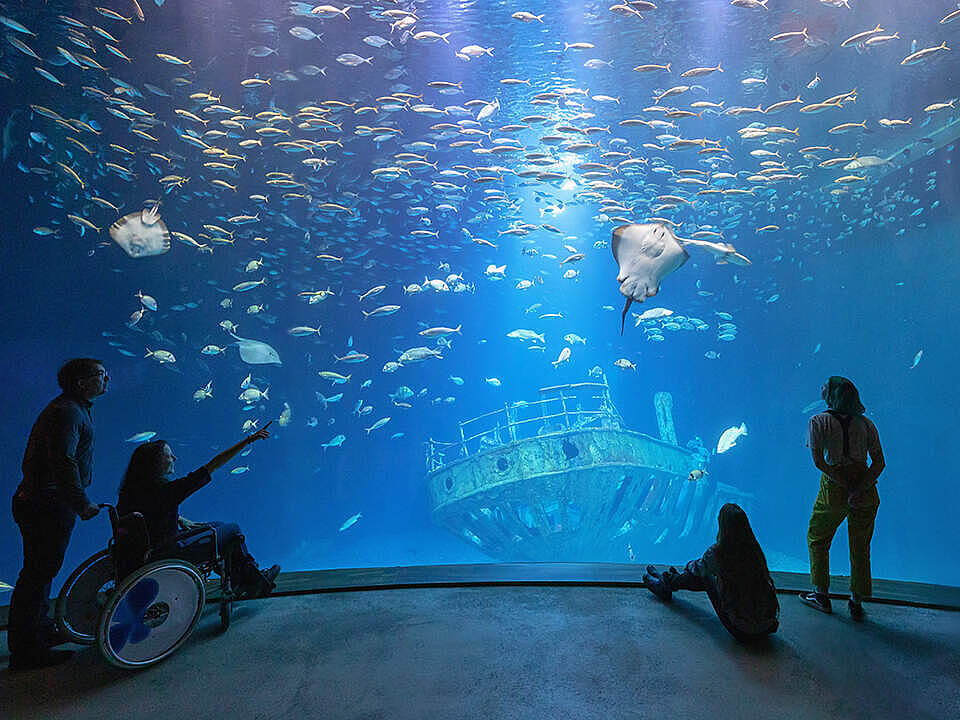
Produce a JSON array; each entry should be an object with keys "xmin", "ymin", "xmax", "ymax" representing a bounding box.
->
[{"xmin": 8, "ymin": 358, "xmax": 108, "ymax": 671}]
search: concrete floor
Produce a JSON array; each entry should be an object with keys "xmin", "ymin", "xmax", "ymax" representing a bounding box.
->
[{"xmin": 2, "ymin": 584, "xmax": 957, "ymax": 720}]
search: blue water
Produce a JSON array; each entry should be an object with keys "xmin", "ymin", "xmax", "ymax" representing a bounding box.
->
[{"xmin": 1, "ymin": 0, "xmax": 958, "ymax": 594}]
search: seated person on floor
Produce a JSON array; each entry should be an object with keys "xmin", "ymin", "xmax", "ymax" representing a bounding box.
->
[
  {"xmin": 117, "ymin": 424, "xmax": 279, "ymax": 598},
  {"xmin": 643, "ymin": 503, "xmax": 780, "ymax": 642}
]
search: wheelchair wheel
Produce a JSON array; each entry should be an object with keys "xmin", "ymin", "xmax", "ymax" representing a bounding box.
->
[
  {"xmin": 97, "ymin": 559, "xmax": 205, "ymax": 669},
  {"xmin": 56, "ymin": 549, "xmax": 116, "ymax": 645}
]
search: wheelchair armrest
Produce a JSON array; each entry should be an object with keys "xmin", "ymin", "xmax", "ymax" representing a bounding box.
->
[{"xmin": 145, "ymin": 525, "xmax": 222, "ymax": 576}]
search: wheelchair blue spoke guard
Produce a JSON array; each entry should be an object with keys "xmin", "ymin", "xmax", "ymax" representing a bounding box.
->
[{"xmin": 98, "ymin": 560, "xmax": 206, "ymax": 669}]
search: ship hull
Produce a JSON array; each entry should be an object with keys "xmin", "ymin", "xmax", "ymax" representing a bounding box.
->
[{"xmin": 427, "ymin": 428, "xmax": 753, "ymax": 561}]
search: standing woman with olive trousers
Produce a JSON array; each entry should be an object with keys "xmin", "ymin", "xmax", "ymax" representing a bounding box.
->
[{"xmin": 802, "ymin": 376, "xmax": 885, "ymax": 621}]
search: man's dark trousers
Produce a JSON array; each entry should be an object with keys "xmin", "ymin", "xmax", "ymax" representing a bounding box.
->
[{"xmin": 7, "ymin": 492, "xmax": 76, "ymax": 659}]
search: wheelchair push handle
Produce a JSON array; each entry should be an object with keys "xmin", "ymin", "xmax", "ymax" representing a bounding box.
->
[{"xmin": 98, "ymin": 503, "xmax": 120, "ymax": 531}]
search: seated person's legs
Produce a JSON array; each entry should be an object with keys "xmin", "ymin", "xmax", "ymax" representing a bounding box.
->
[
  {"xmin": 645, "ymin": 560, "xmax": 748, "ymax": 641},
  {"xmin": 158, "ymin": 524, "xmax": 217, "ymax": 565},
  {"xmin": 156, "ymin": 521, "xmax": 279, "ymax": 597},
  {"xmin": 645, "ymin": 558, "xmax": 710, "ymax": 596},
  {"xmin": 206, "ymin": 521, "xmax": 279, "ymax": 597},
  {"xmin": 669, "ymin": 558, "xmax": 711, "ymax": 592}
]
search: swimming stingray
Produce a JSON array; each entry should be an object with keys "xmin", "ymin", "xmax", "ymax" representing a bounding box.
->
[
  {"xmin": 612, "ymin": 223, "xmax": 689, "ymax": 334},
  {"xmin": 108, "ymin": 202, "xmax": 170, "ymax": 258},
  {"xmin": 229, "ymin": 331, "xmax": 282, "ymax": 365}
]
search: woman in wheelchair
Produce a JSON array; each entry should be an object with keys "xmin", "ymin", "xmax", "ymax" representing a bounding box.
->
[{"xmin": 117, "ymin": 423, "xmax": 280, "ymax": 599}]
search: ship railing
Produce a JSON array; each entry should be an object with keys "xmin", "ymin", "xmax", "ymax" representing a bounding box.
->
[{"xmin": 426, "ymin": 379, "xmax": 623, "ymax": 471}]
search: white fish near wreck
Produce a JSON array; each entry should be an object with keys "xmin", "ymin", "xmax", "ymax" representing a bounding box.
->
[{"xmin": 716, "ymin": 423, "xmax": 747, "ymax": 454}]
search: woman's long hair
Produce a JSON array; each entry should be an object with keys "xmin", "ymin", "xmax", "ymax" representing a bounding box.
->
[
  {"xmin": 118, "ymin": 439, "xmax": 168, "ymax": 496},
  {"xmin": 715, "ymin": 503, "xmax": 771, "ymax": 591},
  {"xmin": 822, "ymin": 376, "xmax": 865, "ymax": 416}
]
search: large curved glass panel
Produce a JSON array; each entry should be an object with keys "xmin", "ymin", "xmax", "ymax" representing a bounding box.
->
[{"xmin": 1, "ymin": 0, "xmax": 957, "ymax": 593}]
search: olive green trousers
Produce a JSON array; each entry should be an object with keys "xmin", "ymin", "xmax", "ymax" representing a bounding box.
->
[{"xmin": 807, "ymin": 474, "xmax": 880, "ymax": 598}]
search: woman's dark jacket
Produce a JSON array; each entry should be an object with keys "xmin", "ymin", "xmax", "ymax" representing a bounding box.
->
[{"xmin": 117, "ymin": 467, "xmax": 211, "ymax": 547}]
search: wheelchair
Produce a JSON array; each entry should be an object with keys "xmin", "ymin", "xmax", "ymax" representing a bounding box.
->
[{"xmin": 55, "ymin": 504, "xmax": 237, "ymax": 669}]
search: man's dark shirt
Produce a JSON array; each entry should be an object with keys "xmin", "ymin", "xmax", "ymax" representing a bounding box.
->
[
  {"xmin": 117, "ymin": 467, "xmax": 212, "ymax": 547},
  {"xmin": 17, "ymin": 393, "xmax": 94, "ymax": 515}
]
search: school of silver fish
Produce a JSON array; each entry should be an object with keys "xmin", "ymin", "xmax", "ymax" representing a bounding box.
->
[{"xmin": 2, "ymin": 0, "xmax": 951, "ymax": 480}]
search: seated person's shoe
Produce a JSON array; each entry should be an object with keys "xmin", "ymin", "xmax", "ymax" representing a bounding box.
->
[
  {"xmin": 643, "ymin": 573, "xmax": 673, "ymax": 603},
  {"xmin": 799, "ymin": 591, "xmax": 832, "ymax": 614},
  {"xmin": 9, "ymin": 649, "xmax": 74, "ymax": 672},
  {"xmin": 848, "ymin": 599, "xmax": 865, "ymax": 621},
  {"xmin": 238, "ymin": 565, "xmax": 281, "ymax": 599}
]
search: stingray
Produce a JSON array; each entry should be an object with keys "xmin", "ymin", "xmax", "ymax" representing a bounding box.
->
[
  {"xmin": 612, "ymin": 223, "xmax": 689, "ymax": 334},
  {"xmin": 229, "ymin": 331, "xmax": 282, "ymax": 365},
  {"xmin": 108, "ymin": 202, "xmax": 170, "ymax": 258}
]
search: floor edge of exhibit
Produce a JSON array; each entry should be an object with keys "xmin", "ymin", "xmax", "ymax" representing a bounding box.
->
[{"xmin": 2, "ymin": 562, "xmax": 958, "ymax": 630}]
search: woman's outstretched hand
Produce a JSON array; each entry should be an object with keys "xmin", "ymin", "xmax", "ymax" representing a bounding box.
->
[
  {"xmin": 207, "ymin": 422, "xmax": 274, "ymax": 475},
  {"xmin": 248, "ymin": 421, "xmax": 272, "ymax": 444}
]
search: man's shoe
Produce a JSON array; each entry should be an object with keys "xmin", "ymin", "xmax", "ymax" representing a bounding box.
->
[
  {"xmin": 848, "ymin": 600, "xmax": 865, "ymax": 621},
  {"xmin": 799, "ymin": 591, "xmax": 833, "ymax": 614},
  {"xmin": 8, "ymin": 649, "xmax": 74, "ymax": 672},
  {"xmin": 42, "ymin": 626, "xmax": 68, "ymax": 648}
]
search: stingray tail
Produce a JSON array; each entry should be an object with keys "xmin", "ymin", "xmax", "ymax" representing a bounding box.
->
[{"xmin": 620, "ymin": 296, "xmax": 633, "ymax": 335}]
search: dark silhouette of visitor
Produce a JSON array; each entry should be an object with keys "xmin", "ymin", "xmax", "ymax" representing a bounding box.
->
[
  {"xmin": 643, "ymin": 503, "xmax": 780, "ymax": 642},
  {"xmin": 116, "ymin": 424, "xmax": 280, "ymax": 600},
  {"xmin": 801, "ymin": 376, "xmax": 884, "ymax": 621},
  {"xmin": 8, "ymin": 358, "xmax": 108, "ymax": 672}
]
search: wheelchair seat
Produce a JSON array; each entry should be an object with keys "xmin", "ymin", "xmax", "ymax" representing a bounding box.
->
[{"xmin": 109, "ymin": 510, "xmax": 222, "ymax": 578}]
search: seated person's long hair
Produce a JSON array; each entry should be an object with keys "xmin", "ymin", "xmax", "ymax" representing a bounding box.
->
[
  {"xmin": 118, "ymin": 439, "xmax": 168, "ymax": 496},
  {"xmin": 715, "ymin": 503, "xmax": 772, "ymax": 593}
]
